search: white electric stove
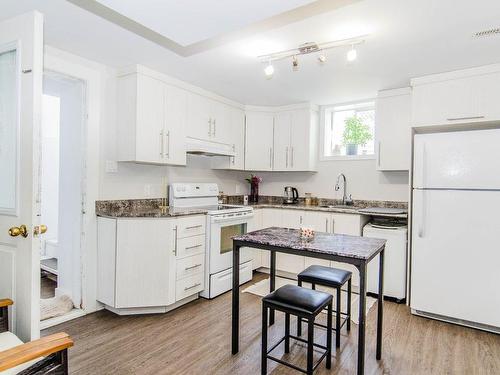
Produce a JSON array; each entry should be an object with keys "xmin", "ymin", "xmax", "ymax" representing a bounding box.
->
[{"xmin": 169, "ymin": 183, "xmax": 254, "ymax": 299}]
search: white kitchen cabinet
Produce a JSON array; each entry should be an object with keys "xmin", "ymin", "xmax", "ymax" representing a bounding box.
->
[
  {"xmin": 331, "ymin": 213, "xmax": 370, "ymax": 286},
  {"xmin": 117, "ymin": 72, "xmax": 186, "ymax": 166},
  {"xmin": 275, "ymin": 210, "xmax": 305, "ymax": 274},
  {"xmin": 411, "ymin": 65, "xmax": 500, "ymax": 127},
  {"xmin": 97, "ymin": 217, "xmax": 176, "ymax": 309},
  {"xmin": 289, "ymin": 109, "xmax": 318, "ymax": 171},
  {"xmin": 211, "ymin": 106, "xmax": 246, "ymax": 170},
  {"xmin": 273, "ymin": 112, "xmax": 292, "ymax": 171},
  {"xmin": 303, "ymin": 211, "xmax": 332, "ymax": 268},
  {"xmin": 97, "ymin": 214, "xmax": 206, "ymax": 314},
  {"xmin": 247, "ymin": 209, "xmax": 263, "ymax": 270},
  {"xmin": 245, "ymin": 111, "xmax": 274, "ymax": 171},
  {"xmin": 375, "ymin": 88, "xmax": 411, "ymax": 171},
  {"xmin": 272, "ymin": 109, "xmax": 318, "ymax": 172},
  {"xmin": 187, "ymin": 92, "xmax": 231, "ymax": 144}
]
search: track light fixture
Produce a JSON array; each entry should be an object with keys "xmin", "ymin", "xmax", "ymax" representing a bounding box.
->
[{"xmin": 258, "ymin": 34, "xmax": 367, "ymax": 77}]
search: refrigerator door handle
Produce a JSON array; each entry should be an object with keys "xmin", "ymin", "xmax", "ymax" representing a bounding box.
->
[{"xmin": 418, "ymin": 190, "xmax": 426, "ymax": 238}]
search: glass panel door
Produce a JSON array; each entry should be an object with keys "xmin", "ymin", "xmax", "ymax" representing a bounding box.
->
[
  {"xmin": 220, "ymin": 223, "xmax": 245, "ymax": 255},
  {"xmin": 0, "ymin": 49, "xmax": 17, "ymax": 213}
]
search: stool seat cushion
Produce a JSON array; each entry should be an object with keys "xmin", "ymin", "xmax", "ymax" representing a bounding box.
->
[
  {"xmin": 263, "ymin": 284, "xmax": 332, "ymax": 316},
  {"xmin": 298, "ymin": 265, "xmax": 352, "ymax": 287}
]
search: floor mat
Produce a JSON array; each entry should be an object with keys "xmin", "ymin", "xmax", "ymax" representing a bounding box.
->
[{"xmin": 40, "ymin": 294, "xmax": 74, "ymax": 321}]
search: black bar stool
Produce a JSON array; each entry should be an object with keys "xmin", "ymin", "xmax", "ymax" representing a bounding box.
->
[
  {"xmin": 297, "ymin": 265, "xmax": 352, "ymax": 348},
  {"xmin": 262, "ymin": 284, "xmax": 332, "ymax": 375}
]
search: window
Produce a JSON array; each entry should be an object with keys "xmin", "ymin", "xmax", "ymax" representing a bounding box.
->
[{"xmin": 323, "ymin": 101, "xmax": 375, "ymax": 158}]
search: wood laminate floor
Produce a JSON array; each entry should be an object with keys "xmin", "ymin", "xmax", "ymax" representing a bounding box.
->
[{"xmin": 43, "ymin": 273, "xmax": 500, "ymax": 375}]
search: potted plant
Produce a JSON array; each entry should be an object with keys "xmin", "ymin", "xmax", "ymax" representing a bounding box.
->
[
  {"xmin": 245, "ymin": 174, "xmax": 262, "ymax": 203},
  {"xmin": 342, "ymin": 115, "xmax": 372, "ymax": 156}
]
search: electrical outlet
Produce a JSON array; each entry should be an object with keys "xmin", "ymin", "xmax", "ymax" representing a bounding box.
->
[{"xmin": 105, "ymin": 160, "xmax": 118, "ymax": 173}]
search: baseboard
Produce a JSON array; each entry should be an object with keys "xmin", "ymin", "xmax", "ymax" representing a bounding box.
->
[
  {"xmin": 102, "ymin": 294, "xmax": 198, "ymax": 316},
  {"xmin": 411, "ymin": 309, "xmax": 500, "ymax": 334},
  {"xmin": 40, "ymin": 308, "xmax": 86, "ymax": 330}
]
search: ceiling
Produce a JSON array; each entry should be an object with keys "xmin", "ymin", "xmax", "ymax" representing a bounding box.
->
[{"xmin": 2, "ymin": 0, "xmax": 500, "ymax": 106}]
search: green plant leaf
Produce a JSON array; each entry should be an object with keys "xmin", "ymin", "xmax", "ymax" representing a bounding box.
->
[{"xmin": 342, "ymin": 116, "xmax": 372, "ymax": 146}]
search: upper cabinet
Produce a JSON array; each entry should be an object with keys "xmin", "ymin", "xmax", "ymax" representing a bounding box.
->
[
  {"xmin": 211, "ymin": 106, "xmax": 246, "ymax": 170},
  {"xmin": 117, "ymin": 71, "xmax": 187, "ymax": 166},
  {"xmin": 411, "ymin": 64, "xmax": 500, "ymax": 128},
  {"xmin": 245, "ymin": 111, "xmax": 275, "ymax": 171},
  {"xmin": 375, "ymin": 87, "xmax": 411, "ymax": 171},
  {"xmin": 246, "ymin": 105, "xmax": 319, "ymax": 172}
]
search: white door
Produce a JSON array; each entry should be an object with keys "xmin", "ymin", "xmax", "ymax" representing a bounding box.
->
[
  {"xmin": 273, "ymin": 112, "xmax": 291, "ymax": 171},
  {"xmin": 413, "ymin": 129, "xmax": 500, "ymax": 189},
  {"xmin": 0, "ymin": 12, "xmax": 44, "ymax": 341},
  {"xmin": 164, "ymin": 84, "xmax": 187, "ymax": 166},
  {"xmin": 245, "ymin": 112, "xmax": 274, "ymax": 171},
  {"xmin": 289, "ymin": 109, "xmax": 311, "ymax": 171},
  {"xmin": 411, "ymin": 189, "xmax": 500, "ymax": 327},
  {"xmin": 187, "ymin": 92, "xmax": 211, "ymax": 141}
]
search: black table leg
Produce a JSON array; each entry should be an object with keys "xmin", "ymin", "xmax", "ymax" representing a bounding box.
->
[
  {"xmin": 357, "ymin": 262, "xmax": 367, "ymax": 375},
  {"xmin": 376, "ymin": 247, "xmax": 385, "ymax": 360},
  {"xmin": 269, "ymin": 251, "xmax": 276, "ymax": 326},
  {"xmin": 232, "ymin": 244, "xmax": 240, "ymax": 354}
]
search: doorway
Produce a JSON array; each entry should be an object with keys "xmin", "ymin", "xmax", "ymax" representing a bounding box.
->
[{"xmin": 39, "ymin": 70, "xmax": 86, "ymax": 328}]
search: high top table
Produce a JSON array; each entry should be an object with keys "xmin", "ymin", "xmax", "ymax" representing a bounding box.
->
[{"xmin": 231, "ymin": 227, "xmax": 386, "ymax": 375}]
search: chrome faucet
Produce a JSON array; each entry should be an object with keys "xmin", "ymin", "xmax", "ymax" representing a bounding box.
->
[{"xmin": 335, "ymin": 173, "xmax": 348, "ymax": 205}]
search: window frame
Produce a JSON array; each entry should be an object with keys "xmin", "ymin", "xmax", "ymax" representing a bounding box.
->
[{"xmin": 319, "ymin": 98, "xmax": 377, "ymax": 161}]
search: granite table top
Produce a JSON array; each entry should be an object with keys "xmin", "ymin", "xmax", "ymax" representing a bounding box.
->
[{"xmin": 233, "ymin": 227, "xmax": 386, "ymax": 261}]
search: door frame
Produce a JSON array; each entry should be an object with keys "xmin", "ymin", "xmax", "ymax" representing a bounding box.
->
[{"xmin": 42, "ymin": 46, "xmax": 102, "ymax": 318}]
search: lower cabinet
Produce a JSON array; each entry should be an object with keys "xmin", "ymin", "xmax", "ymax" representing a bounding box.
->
[
  {"xmin": 97, "ymin": 214, "xmax": 206, "ymax": 314},
  {"xmin": 256, "ymin": 208, "xmax": 369, "ymax": 286}
]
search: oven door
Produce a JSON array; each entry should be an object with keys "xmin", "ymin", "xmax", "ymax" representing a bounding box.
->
[{"xmin": 209, "ymin": 214, "xmax": 253, "ymax": 275}]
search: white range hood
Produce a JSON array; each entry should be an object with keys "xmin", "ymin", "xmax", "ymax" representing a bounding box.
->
[{"xmin": 185, "ymin": 137, "xmax": 235, "ymax": 157}]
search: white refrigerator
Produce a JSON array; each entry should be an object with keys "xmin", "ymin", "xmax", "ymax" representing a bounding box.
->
[{"xmin": 411, "ymin": 129, "xmax": 500, "ymax": 332}]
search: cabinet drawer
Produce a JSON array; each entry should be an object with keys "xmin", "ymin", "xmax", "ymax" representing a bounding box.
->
[
  {"xmin": 176, "ymin": 216, "xmax": 206, "ymax": 238},
  {"xmin": 176, "ymin": 253, "xmax": 204, "ymax": 280},
  {"xmin": 176, "ymin": 273, "xmax": 204, "ymax": 301},
  {"xmin": 177, "ymin": 235, "xmax": 205, "ymax": 258}
]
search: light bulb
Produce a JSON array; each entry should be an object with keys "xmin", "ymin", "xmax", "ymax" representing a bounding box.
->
[
  {"xmin": 347, "ymin": 46, "xmax": 357, "ymax": 62},
  {"xmin": 264, "ymin": 63, "xmax": 274, "ymax": 78},
  {"xmin": 292, "ymin": 56, "xmax": 299, "ymax": 71}
]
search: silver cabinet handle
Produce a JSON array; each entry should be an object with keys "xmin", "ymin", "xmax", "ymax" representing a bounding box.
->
[
  {"xmin": 418, "ymin": 190, "xmax": 426, "ymax": 238},
  {"xmin": 208, "ymin": 118, "xmax": 212, "ymax": 137},
  {"xmin": 185, "ymin": 264, "xmax": 202, "ymax": 271},
  {"xmin": 325, "ymin": 218, "xmax": 328, "ymax": 232},
  {"xmin": 299, "ymin": 215, "xmax": 303, "ymax": 225},
  {"xmin": 446, "ymin": 115, "xmax": 485, "ymax": 121},
  {"xmin": 231, "ymin": 144, "xmax": 235, "ymax": 165},
  {"xmin": 185, "ymin": 224, "xmax": 203, "ymax": 230},
  {"xmin": 184, "ymin": 282, "xmax": 201, "ymax": 291},
  {"xmin": 213, "ymin": 119, "xmax": 216, "ymax": 137},
  {"xmin": 185, "ymin": 244, "xmax": 202, "ymax": 250},
  {"xmin": 165, "ymin": 130, "xmax": 170, "ymax": 159},
  {"xmin": 269, "ymin": 148, "xmax": 273, "ymax": 169},
  {"xmin": 331, "ymin": 218, "xmax": 335, "ymax": 233},
  {"xmin": 377, "ymin": 140, "xmax": 381, "ymax": 167},
  {"xmin": 159, "ymin": 131, "xmax": 164, "ymax": 158},
  {"xmin": 173, "ymin": 225, "xmax": 178, "ymax": 255},
  {"xmin": 285, "ymin": 147, "xmax": 289, "ymax": 168},
  {"xmin": 291, "ymin": 147, "xmax": 294, "ymax": 168}
]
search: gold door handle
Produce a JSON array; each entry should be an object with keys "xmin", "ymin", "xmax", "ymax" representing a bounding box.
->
[
  {"xmin": 9, "ymin": 225, "xmax": 28, "ymax": 238},
  {"xmin": 34, "ymin": 225, "xmax": 48, "ymax": 236}
]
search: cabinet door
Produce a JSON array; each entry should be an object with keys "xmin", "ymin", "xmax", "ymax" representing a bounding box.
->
[
  {"xmin": 278, "ymin": 210, "xmax": 305, "ymax": 274},
  {"xmin": 135, "ymin": 74, "xmax": 165, "ymax": 163},
  {"xmin": 210, "ymin": 100, "xmax": 230, "ymax": 144},
  {"xmin": 289, "ymin": 109, "xmax": 313, "ymax": 171},
  {"xmin": 245, "ymin": 112, "xmax": 274, "ymax": 171},
  {"xmin": 331, "ymin": 213, "xmax": 367, "ymax": 286},
  {"xmin": 211, "ymin": 107, "xmax": 245, "ymax": 170},
  {"xmin": 375, "ymin": 89, "xmax": 411, "ymax": 171},
  {"xmin": 476, "ymin": 71, "xmax": 500, "ymax": 122},
  {"xmin": 115, "ymin": 219, "xmax": 175, "ymax": 308},
  {"xmin": 261, "ymin": 209, "xmax": 282, "ymax": 268},
  {"xmin": 303, "ymin": 211, "xmax": 332, "ymax": 268},
  {"xmin": 187, "ymin": 92, "xmax": 212, "ymax": 141},
  {"xmin": 273, "ymin": 112, "xmax": 291, "ymax": 171},
  {"xmin": 246, "ymin": 209, "xmax": 263, "ymax": 269},
  {"xmin": 164, "ymin": 84, "xmax": 187, "ymax": 166}
]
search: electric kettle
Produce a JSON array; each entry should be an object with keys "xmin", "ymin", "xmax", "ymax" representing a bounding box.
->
[{"xmin": 283, "ymin": 186, "xmax": 299, "ymax": 204}]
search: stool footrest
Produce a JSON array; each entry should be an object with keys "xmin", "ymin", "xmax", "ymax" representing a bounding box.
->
[
  {"xmin": 266, "ymin": 335, "xmax": 329, "ymax": 374},
  {"xmin": 314, "ymin": 315, "xmax": 349, "ymax": 331}
]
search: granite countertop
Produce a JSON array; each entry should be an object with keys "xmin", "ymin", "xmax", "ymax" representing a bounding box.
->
[
  {"xmin": 233, "ymin": 227, "xmax": 386, "ymax": 261},
  {"xmin": 248, "ymin": 202, "xmax": 408, "ymax": 218},
  {"xmin": 95, "ymin": 199, "xmax": 208, "ymax": 218}
]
